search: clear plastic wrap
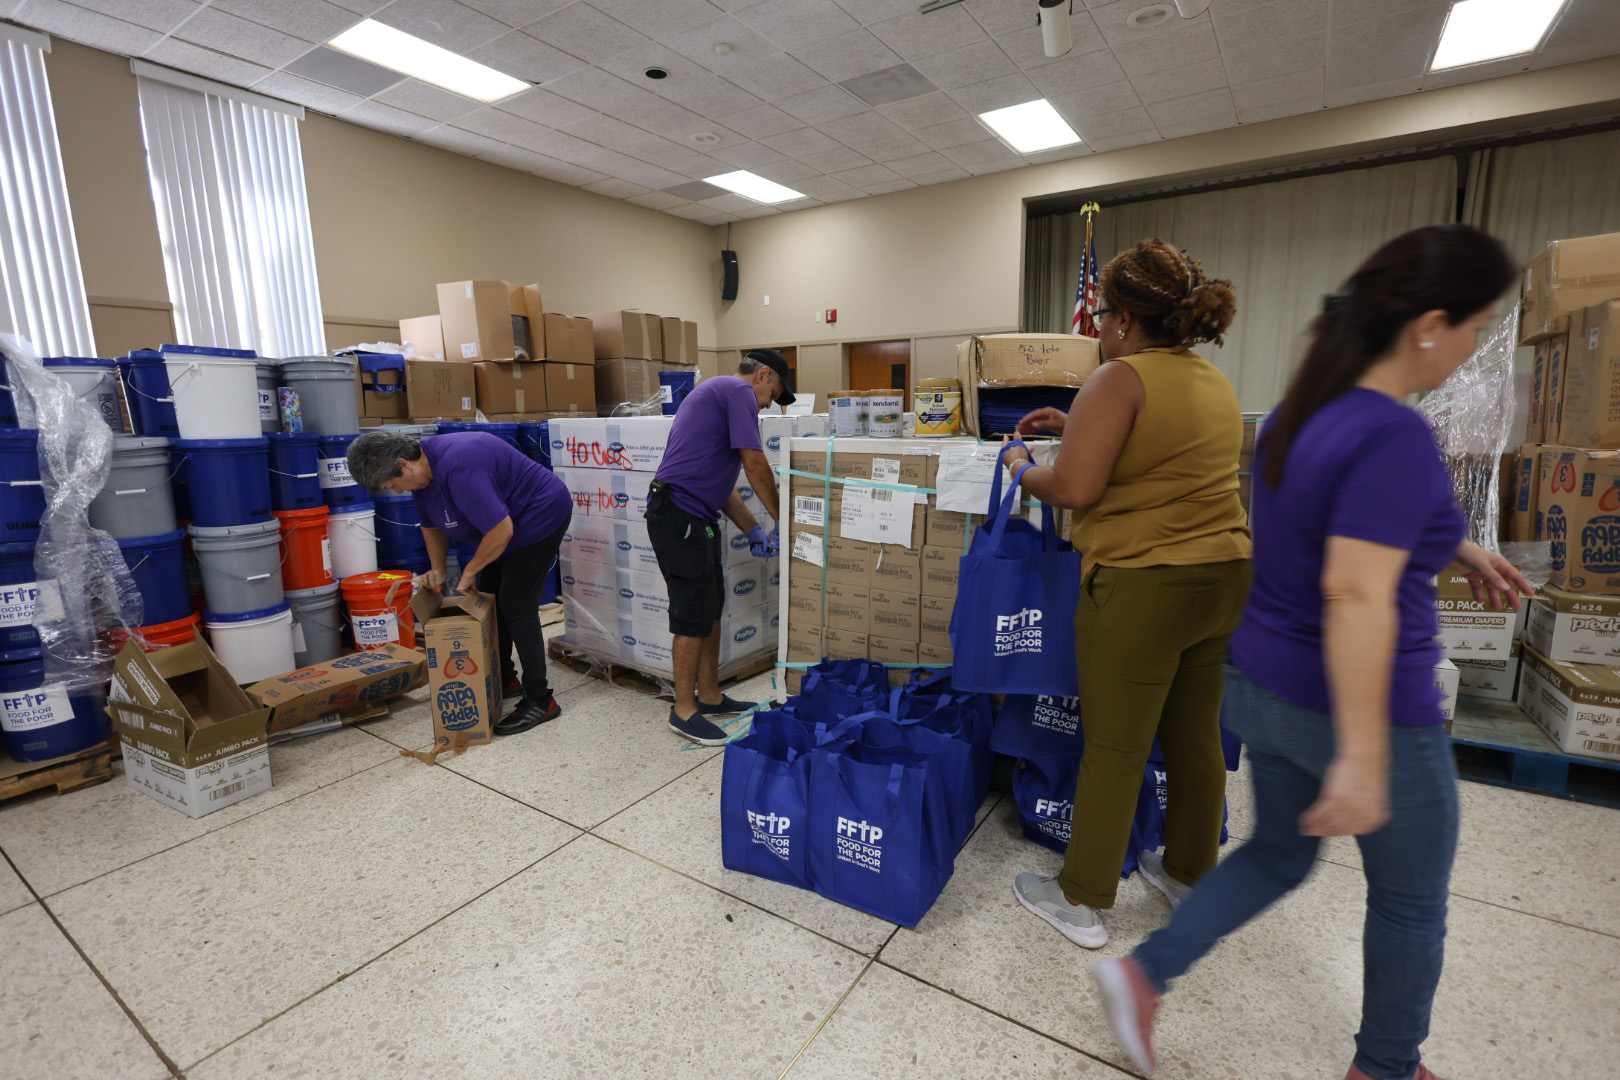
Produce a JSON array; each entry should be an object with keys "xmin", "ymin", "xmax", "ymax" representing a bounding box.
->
[
  {"xmin": 609, "ymin": 391, "xmax": 665, "ymax": 418},
  {"xmin": 0, "ymin": 334, "xmax": 143, "ymax": 682},
  {"xmin": 1418, "ymin": 309, "xmax": 1522, "ymax": 553}
]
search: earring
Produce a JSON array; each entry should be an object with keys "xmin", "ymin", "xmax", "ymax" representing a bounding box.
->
[
  {"xmin": 1419, "ymin": 341, "xmax": 1434, "ymax": 350},
  {"xmin": 1116, "ymin": 329, "xmax": 1127, "ymax": 340}
]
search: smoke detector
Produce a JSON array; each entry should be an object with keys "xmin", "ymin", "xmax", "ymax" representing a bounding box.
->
[
  {"xmin": 689, "ymin": 132, "xmax": 722, "ymax": 146},
  {"xmin": 1127, "ymin": 5, "xmax": 1174, "ymax": 28}
]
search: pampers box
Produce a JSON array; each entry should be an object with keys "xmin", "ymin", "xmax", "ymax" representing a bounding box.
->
[
  {"xmin": 1524, "ymin": 585, "xmax": 1620, "ymax": 664},
  {"xmin": 1517, "ymin": 645, "xmax": 1620, "ymax": 762},
  {"xmin": 412, "ymin": 588, "xmax": 501, "ymax": 750},
  {"xmin": 1539, "ymin": 447, "xmax": 1620, "ymax": 595},
  {"xmin": 1434, "ymin": 574, "xmax": 1516, "ymax": 659}
]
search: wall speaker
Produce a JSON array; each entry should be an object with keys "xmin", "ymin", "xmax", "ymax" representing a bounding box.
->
[{"xmin": 720, "ymin": 249, "xmax": 739, "ymax": 302}]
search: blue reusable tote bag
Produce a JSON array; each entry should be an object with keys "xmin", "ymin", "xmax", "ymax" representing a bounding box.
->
[
  {"xmin": 948, "ymin": 442, "xmax": 1081, "ymax": 695},
  {"xmin": 720, "ymin": 709, "xmax": 815, "ymax": 889},
  {"xmin": 792, "ymin": 657, "xmax": 891, "ymax": 726},
  {"xmin": 807, "ymin": 741, "xmax": 955, "ymax": 927},
  {"xmin": 992, "ymin": 693, "xmax": 1083, "ymax": 759},
  {"xmin": 819, "ymin": 707, "xmax": 979, "ymax": 850}
]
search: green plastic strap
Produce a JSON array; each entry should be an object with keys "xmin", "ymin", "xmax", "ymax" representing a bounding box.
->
[
  {"xmin": 777, "ymin": 466, "xmax": 935, "ymax": 496},
  {"xmin": 774, "ymin": 661, "xmax": 951, "ymax": 671}
]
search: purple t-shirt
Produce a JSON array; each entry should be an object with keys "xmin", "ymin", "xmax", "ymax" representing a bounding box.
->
[
  {"xmin": 1230, "ymin": 389, "xmax": 1466, "ymax": 727},
  {"xmin": 654, "ymin": 375, "xmax": 763, "ymax": 520},
  {"xmin": 413, "ymin": 433, "xmax": 572, "ymax": 549}
]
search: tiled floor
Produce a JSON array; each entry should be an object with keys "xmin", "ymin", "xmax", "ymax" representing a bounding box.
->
[{"xmin": 2, "ymin": 668, "xmax": 1615, "ymax": 1079}]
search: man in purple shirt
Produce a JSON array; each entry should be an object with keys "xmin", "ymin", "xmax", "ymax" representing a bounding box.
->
[
  {"xmin": 348, "ymin": 430, "xmax": 572, "ymax": 735},
  {"xmin": 648, "ymin": 350, "xmax": 789, "ymax": 745}
]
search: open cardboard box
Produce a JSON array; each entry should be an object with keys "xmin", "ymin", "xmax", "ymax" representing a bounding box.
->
[
  {"xmin": 247, "ymin": 643, "xmax": 427, "ymax": 736},
  {"xmin": 411, "ymin": 588, "xmax": 501, "ymax": 753}
]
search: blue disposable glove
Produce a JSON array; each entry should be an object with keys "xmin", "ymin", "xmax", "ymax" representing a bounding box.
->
[
  {"xmin": 768, "ymin": 525, "xmax": 780, "ymax": 556},
  {"xmin": 748, "ymin": 524, "xmax": 776, "ymax": 558}
]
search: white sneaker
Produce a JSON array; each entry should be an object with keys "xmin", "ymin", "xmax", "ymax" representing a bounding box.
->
[
  {"xmin": 1012, "ymin": 873, "xmax": 1108, "ymax": 948},
  {"xmin": 1137, "ymin": 850, "xmax": 1191, "ymax": 910}
]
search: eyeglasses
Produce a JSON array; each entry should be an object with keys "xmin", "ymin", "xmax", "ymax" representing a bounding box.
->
[{"xmin": 1094, "ymin": 306, "xmax": 1118, "ymax": 318}]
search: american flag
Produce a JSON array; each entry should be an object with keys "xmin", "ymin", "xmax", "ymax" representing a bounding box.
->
[{"xmin": 1071, "ymin": 206, "xmax": 1100, "ymax": 337}]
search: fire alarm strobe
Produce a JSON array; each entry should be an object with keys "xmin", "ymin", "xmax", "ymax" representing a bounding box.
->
[{"xmin": 826, "ymin": 309, "xmax": 837, "ymax": 323}]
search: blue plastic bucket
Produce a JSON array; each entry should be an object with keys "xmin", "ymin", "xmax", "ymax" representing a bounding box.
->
[
  {"xmin": 373, "ymin": 493, "xmax": 426, "ymax": 567},
  {"xmin": 172, "ymin": 438, "xmax": 271, "ymax": 527},
  {"xmin": 123, "ymin": 350, "xmax": 181, "ymax": 438},
  {"xmin": 378, "ymin": 552, "xmax": 430, "ymax": 574},
  {"xmin": 433, "ymin": 422, "xmax": 478, "ymax": 437},
  {"xmin": 0, "ymin": 667, "xmax": 111, "ymax": 763},
  {"xmin": 117, "ymin": 529, "xmax": 192, "ymax": 626},
  {"xmin": 267, "ymin": 432, "xmax": 322, "ymax": 512},
  {"xmin": 318, "ymin": 433, "xmax": 369, "ymax": 511},
  {"xmin": 516, "ymin": 421, "xmax": 547, "ymax": 464},
  {"xmin": 0, "ymin": 539, "xmax": 58, "ymax": 628},
  {"xmin": 44, "ymin": 357, "xmax": 121, "ymax": 430},
  {"xmin": 0, "ymin": 428, "xmax": 45, "ymax": 543},
  {"xmin": 482, "ymin": 422, "xmax": 520, "ymax": 449},
  {"xmin": 659, "ymin": 370, "xmax": 696, "ymax": 414}
]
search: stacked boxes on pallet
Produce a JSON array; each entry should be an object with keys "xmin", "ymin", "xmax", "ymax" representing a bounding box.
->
[
  {"xmin": 586, "ymin": 310, "xmax": 701, "ymax": 416},
  {"xmin": 548, "ymin": 415, "xmax": 777, "ymax": 679}
]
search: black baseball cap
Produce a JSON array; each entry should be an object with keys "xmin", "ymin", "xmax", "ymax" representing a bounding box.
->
[{"xmin": 745, "ymin": 348, "xmax": 795, "ymax": 406}]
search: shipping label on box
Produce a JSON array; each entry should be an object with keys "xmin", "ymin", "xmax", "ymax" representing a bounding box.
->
[
  {"xmin": 549, "ymin": 415, "xmax": 671, "ymax": 471},
  {"xmin": 1434, "ymin": 659, "xmax": 1459, "ymax": 725},
  {"xmin": 1557, "ymin": 301, "xmax": 1620, "ymax": 449},
  {"xmin": 473, "ymin": 360, "xmax": 547, "ymax": 416},
  {"xmin": 543, "ymin": 362, "xmax": 597, "ymax": 416},
  {"xmin": 399, "ymin": 315, "xmax": 444, "ymax": 362},
  {"xmin": 106, "ymin": 640, "xmax": 273, "ymax": 818},
  {"xmin": 1540, "ymin": 447, "xmax": 1620, "ymax": 594},
  {"xmin": 1435, "ymin": 574, "xmax": 1516, "ymax": 658},
  {"xmin": 1455, "ymin": 652, "xmax": 1520, "ymax": 702},
  {"xmin": 246, "ymin": 644, "xmax": 426, "ymax": 734},
  {"xmin": 411, "ymin": 589, "xmax": 500, "ymax": 750},
  {"xmin": 1524, "ymin": 586, "xmax": 1620, "ymax": 664},
  {"xmin": 1517, "ymin": 644, "xmax": 1620, "ymax": 762}
]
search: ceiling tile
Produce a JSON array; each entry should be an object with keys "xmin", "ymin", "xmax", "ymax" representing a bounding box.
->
[
  {"xmin": 840, "ymin": 63, "xmax": 942, "ymax": 107},
  {"xmin": 698, "ymin": 193, "xmax": 759, "ymax": 212},
  {"xmin": 526, "ymin": 2, "xmax": 652, "ymax": 64},
  {"xmin": 141, "ymin": 38, "xmax": 277, "ymax": 86},
  {"xmin": 817, "ymin": 110, "xmax": 929, "ymax": 162},
  {"xmin": 1025, "ymin": 142, "xmax": 1092, "ymax": 165},
  {"xmin": 1537, "ymin": 0, "xmax": 1620, "ymax": 63},
  {"xmin": 940, "ymin": 137, "xmax": 1025, "ymax": 175},
  {"xmin": 10, "ymin": 2, "xmax": 165, "ymax": 55},
  {"xmin": 1049, "ymin": 80, "xmax": 1144, "ymax": 126},
  {"xmin": 1071, "ymin": 105, "xmax": 1156, "ymax": 143},
  {"xmin": 912, "ymin": 38, "xmax": 1017, "ymax": 91},
  {"xmin": 466, "ymin": 30, "xmax": 586, "ymax": 83},
  {"xmin": 884, "ymin": 150, "xmax": 958, "ymax": 178},
  {"xmin": 788, "ymin": 173, "xmax": 861, "ymax": 198},
  {"xmin": 723, "ymin": 52, "xmax": 829, "ymax": 102},
  {"xmin": 374, "ymin": 0, "xmax": 510, "ymax": 54},
  {"xmin": 708, "ymin": 141, "xmax": 790, "ymax": 169},
  {"xmin": 1089, "ymin": 0, "xmax": 1196, "ymax": 48},
  {"xmin": 993, "ymin": 11, "xmax": 1109, "ymax": 70},
  {"xmin": 582, "ymin": 176, "xmax": 652, "ymax": 199},
  {"xmin": 1321, "ymin": 75, "xmax": 1423, "ymax": 109},
  {"xmin": 1082, "ymin": 129, "xmax": 1160, "ymax": 154},
  {"xmin": 576, "ymin": 146, "xmax": 690, "ymax": 189},
  {"xmin": 662, "ymin": 15, "xmax": 780, "ymax": 74},
  {"xmin": 830, "ymin": 162, "xmax": 903, "ymax": 188},
  {"xmin": 734, "ymin": 0, "xmax": 862, "ymax": 52},
  {"xmin": 1237, "ymin": 94, "xmax": 1323, "ymax": 126},
  {"xmin": 1132, "ymin": 56, "xmax": 1230, "ymax": 105},
  {"xmin": 1157, "ymin": 109, "xmax": 1240, "ymax": 141},
  {"xmin": 586, "ymin": 0, "xmax": 724, "ymax": 38},
  {"xmin": 911, "ymin": 164, "xmax": 973, "ymax": 185},
  {"xmin": 861, "ymin": 177, "xmax": 918, "ymax": 195},
  {"xmin": 868, "ymin": 6, "xmax": 986, "ymax": 61},
  {"xmin": 599, "ymin": 46, "xmax": 765, "ymax": 116},
  {"xmin": 339, "ymin": 98, "xmax": 434, "ymax": 137},
  {"xmin": 1327, "ymin": 13, "xmax": 1446, "ymax": 89},
  {"xmin": 614, "ymin": 134, "xmax": 731, "ymax": 176},
  {"xmin": 373, "ymin": 79, "xmax": 484, "ymax": 122},
  {"xmin": 473, "ymin": 142, "xmax": 562, "ymax": 172},
  {"xmin": 626, "ymin": 191, "xmax": 690, "ymax": 211},
  {"xmin": 967, "ymin": 0, "xmax": 1036, "ymax": 38},
  {"xmin": 283, "ymin": 44, "xmax": 406, "ymax": 95},
  {"xmin": 419, "ymin": 124, "xmax": 509, "ymax": 157},
  {"xmin": 1145, "ymin": 88, "xmax": 1235, "ymax": 126},
  {"xmin": 172, "ymin": 7, "xmax": 314, "ymax": 67},
  {"xmin": 523, "ymin": 154, "xmax": 614, "ymax": 187},
  {"xmin": 1209, "ymin": 0, "xmax": 1327, "ymax": 41},
  {"xmin": 719, "ymin": 103, "xmax": 802, "ymax": 139},
  {"xmin": 945, "ymin": 70, "xmax": 1040, "ymax": 114},
  {"xmin": 1025, "ymin": 48, "xmax": 1127, "ymax": 98},
  {"xmin": 666, "ymin": 202, "xmax": 721, "ymax": 221},
  {"xmin": 795, "ymin": 145, "xmax": 874, "ymax": 173},
  {"xmin": 455, "ymin": 106, "xmax": 562, "ymax": 148},
  {"xmin": 914, "ymin": 115, "xmax": 992, "ymax": 150},
  {"xmin": 664, "ymin": 179, "xmax": 731, "ymax": 200},
  {"xmin": 546, "ymin": 66, "xmax": 660, "ymax": 112},
  {"xmin": 877, "ymin": 91, "xmax": 969, "ymax": 130},
  {"xmin": 562, "ymin": 110, "xmax": 654, "ymax": 148},
  {"xmin": 754, "ymin": 158, "xmax": 821, "ymax": 183},
  {"xmin": 795, "ymin": 28, "xmax": 904, "ymax": 83},
  {"xmin": 1113, "ymin": 22, "xmax": 1221, "ymax": 77},
  {"xmin": 831, "ymin": 0, "xmax": 916, "ymax": 24},
  {"xmin": 494, "ymin": 86, "xmax": 598, "ymax": 128},
  {"xmin": 253, "ymin": 72, "xmax": 367, "ymax": 116},
  {"xmin": 1231, "ymin": 67, "xmax": 1325, "ymax": 112},
  {"xmin": 1329, "ymin": 0, "xmax": 1452, "ymax": 30},
  {"xmin": 776, "ymin": 84, "xmax": 868, "ymax": 124},
  {"xmin": 758, "ymin": 126, "xmax": 843, "ymax": 158},
  {"xmin": 213, "ymin": 0, "xmax": 359, "ymax": 44},
  {"xmin": 1221, "ymin": 33, "xmax": 1325, "ymax": 82},
  {"xmin": 324, "ymin": 0, "xmax": 392, "ymax": 12},
  {"xmin": 45, "ymin": 0, "xmax": 201, "ymax": 34}
]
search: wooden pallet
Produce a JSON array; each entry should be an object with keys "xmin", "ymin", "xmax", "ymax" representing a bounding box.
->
[
  {"xmin": 548, "ymin": 640, "xmax": 776, "ymax": 698},
  {"xmin": 1450, "ymin": 699, "xmax": 1620, "ymax": 808},
  {"xmin": 0, "ymin": 741, "xmax": 119, "ymax": 803}
]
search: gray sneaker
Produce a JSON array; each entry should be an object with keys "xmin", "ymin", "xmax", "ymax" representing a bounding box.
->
[
  {"xmin": 1137, "ymin": 850, "xmax": 1191, "ymax": 910},
  {"xmin": 1012, "ymin": 873, "xmax": 1108, "ymax": 948}
]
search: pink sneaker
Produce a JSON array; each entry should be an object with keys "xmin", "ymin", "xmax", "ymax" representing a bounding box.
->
[
  {"xmin": 1347, "ymin": 1065, "xmax": 1448, "ymax": 1080},
  {"xmin": 1092, "ymin": 955, "xmax": 1160, "ymax": 1075}
]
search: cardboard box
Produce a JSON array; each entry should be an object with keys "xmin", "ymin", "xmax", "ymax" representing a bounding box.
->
[
  {"xmin": 1539, "ymin": 447, "xmax": 1620, "ymax": 594},
  {"xmin": 1557, "ymin": 301, "xmax": 1620, "ymax": 448},
  {"xmin": 1435, "ymin": 573, "xmax": 1517, "ymax": 659},
  {"xmin": 822, "ymin": 627, "xmax": 867, "ymax": 661},
  {"xmin": 548, "ymin": 415, "xmax": 670, "ymax": 472},
  {"xmin": 406, "ymin": 359, "xmax": 476, "ymax": 421},
  {"xmin": 554, "ymin": 465, "xmax": 655, "ymax": 521},
  {"xmin": 918, "ymin": 641, "xmax": 953, "ymax": 666},
  {"xmin": 823, "ymin": 580, "xmax": 869, "ymax": 634},
  {"xmin": 399, "ymin": 315, "xmax": 444, "ymax": 362},
  {"xmin": 1433, "ymin": 659, "xmax": 1459, "ymax": 726},
  {"xmin": 411, "ymin": 588, "xmax": 501, "ymax": 750},
  {"xmin": 245, "ymin": 645, "xmax": 427, "ymax": 735},
  {"xmin": 1524, "ymin": 586, "xmax": 1620, "ymax": 664},
  {"xmin": 824, "ymin": 536, "xmax": 874, "ymax": 587},
  {"xmin": 869, "ymin": 590, "xmax": 920, "ymax": 642},
  {"xmin": 919, "ymin": 594, "xmax": 951, "ymax": 647},
  {"xmin": 437, "ymin": 280, "xmax": 542, "ymax": 362},
  {"xmin": 660, "ymin": 317, "xmax": 699, "ymax": 365},
  {"xmin": 925, "ymin": 506, "xmax": 972, "ymax": 549},
  {"xmin": 354, "ymin": 352, "xmax": 409, "ymax": 420},
  {"xmin": 920, "ymin": 545, "xmax": 960, "ymax": 598},
  {"xmin": 868, "ymin": 635, "xmax": 919, "ymax": 666},
  {"xmin": 106, "ymin": 640, "xmax": 273, "ymax": 818},
  {"xmin": 595, "ymin": 357, "xmax": 663, "ymax": 410},
  {"xmin": 1529, "ymin": 337, "xmax": 1557, "ymax": 443},
  {"xmin": 957, "ymin": 334, "xmax": 1100, "ymax": 436},
  {"xmin": 1508, "ymin": 444, "xmax": 1542, "ymax": 542},
  {"xmin": 474, "ymin": 361, "xmax": 547, "ymax": 416},
  {"xmin": 1455, "ymin": 650, "xmax": 1521, "ymax": 703},
  {"xmin": 586, "ymin": 310, "xmax": 659, "ymax": 361},
  {"xmin": 1519, "ymin": 231, "xmax": 1620, "ymax": 345},
  {"xmin": 871, "ymin": 545, "xmax": 921, "ymax": 592},
  {"xmin": 544, "ymin": 362, "xmax": 597, "ymax": 416},
  {"xmin": 541, "ymin": 314, "xmax": 594, "ymax": 366},
  {"xmin": 787, "ymin": 621, "xmax": 822, "ymax": 663},
  {"xmin": 1517, "ymin": 644, "xmax": 1620, "ymax": 762}
]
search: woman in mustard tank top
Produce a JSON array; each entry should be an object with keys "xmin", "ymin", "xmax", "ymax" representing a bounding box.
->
[{"xmin": 1003, "ymin": 239, "xmax": 1252, "ymax": 949}]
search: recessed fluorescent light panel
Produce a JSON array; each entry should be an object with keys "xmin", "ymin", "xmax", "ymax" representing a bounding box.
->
[
  {"xmin": 328, "ymin": 19, "xmax": 528, "ymax": 102},
  {"xmin": 704, "ymin": 171, "xmax": 805, "ymax": 204},
  {"xmin": 1430, "ymin": 0, "xmax": 1568, "ymax": 71},
  {"xmin": 978, "ymin": 99, "xmax": 1082, "ymax": 154}
]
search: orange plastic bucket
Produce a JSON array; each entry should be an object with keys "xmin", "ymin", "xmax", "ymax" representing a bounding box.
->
[
  {"xmin": 107, "ymin": 611, "xmax": 202, "ymax": 653},
  {"xmin": 340, "ymin": 569, "xmax": 415, "ymax": 651},
  {"xmin": 274, "ymin": 506, "xmax": 332, "ymax": 591}
]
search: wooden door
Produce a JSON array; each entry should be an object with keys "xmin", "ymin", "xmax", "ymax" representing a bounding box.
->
[
  {"xmin": 748, "ymin": 345, "xmax": 798, "ymax": 394},
  {"xmin": 847, "ymin": 340, "xmax": 911, "ymax": 409}
]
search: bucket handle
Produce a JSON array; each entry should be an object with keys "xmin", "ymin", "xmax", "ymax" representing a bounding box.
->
[
  {"xmin": 122, "ymin": 379, "xmax": 176, "ymax": 406},
  {"xmin": 113, "ymin": 487, "xmax": 149, "ymax": 497},
  {"xmin": 269, "ymin": 468, "xmax": 321, "ymax": 480},
  {"xmin": 243, "ymin": 572, "xmax": 272, "ymax": 583},
  {"xmin": 168, "ymin": 362, "xmax": 199, "ymax": 390},
  {"xmin": 375, "ymin": 515, "xmax": 419, "ymax": 527},
  {"xmin": 3, "ymin": 479, "xmax": 43, "ymax": 487},
  {"xmin": 382, "ymin": 575, "xmax": 417, "ymax": 611}
]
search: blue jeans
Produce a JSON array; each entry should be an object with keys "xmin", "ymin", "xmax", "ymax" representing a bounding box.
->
[{"xmin": 1133, "ymin": 667, "xmax": 1459, "ymax": 1080}]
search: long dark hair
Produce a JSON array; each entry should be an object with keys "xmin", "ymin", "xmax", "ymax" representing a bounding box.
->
[{"xmin": 1260, "ymin": 224, "xmax": 1516, "ymax": 488}]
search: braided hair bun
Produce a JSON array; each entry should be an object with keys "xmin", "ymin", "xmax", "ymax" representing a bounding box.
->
[{"xmin": 1100, "ymin": 238, "xmax": 1238, "ymax": 347}]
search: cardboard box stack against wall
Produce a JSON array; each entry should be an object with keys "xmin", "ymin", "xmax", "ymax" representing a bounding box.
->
[
  {"xmin": 1494, "ymin": 229, "xmax": 1620, "ymax": 761},
  {"xmin": 546, "ymin": 415, "xmax": 778, "ymax": 680},
  {"xmin": 586, "ymin": 310, "xmax": 700, "ymax": 417}
]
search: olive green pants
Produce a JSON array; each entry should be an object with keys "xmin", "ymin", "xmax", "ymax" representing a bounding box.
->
[{"xmin": 1058, "ymin": 559, "xmax": 1253, "ymax": 909}]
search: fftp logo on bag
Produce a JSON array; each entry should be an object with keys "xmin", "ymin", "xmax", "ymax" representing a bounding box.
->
[
  {"xmin": 747, "ymin": 809, "xmax": 793, "ymax": 860},
  {"xmin": 835, "ymin": 816, "xmax": 884, "ymax": 872},
  {"xmin": 993, "ymin": 607, "xmax": 1044, "ymax": 656}
]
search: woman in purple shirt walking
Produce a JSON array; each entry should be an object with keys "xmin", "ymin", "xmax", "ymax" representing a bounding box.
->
[{"xmin": 1091, "ymin": 225, "xmax": 1533, "ymax": 1080}]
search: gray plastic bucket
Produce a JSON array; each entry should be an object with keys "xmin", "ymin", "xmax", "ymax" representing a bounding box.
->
[
  {"xmin": 285, "ymin": 581, "xmax": 342, "ymax": 667},
  {"xmin": 188, "ymin": 518, "xmax": 285, "ymax": 615},
  {"xmin": 255, "ymin": 358, "xmax": 282, "ymax": 434},
  {"xmin": 89, "ymin": 436, "xmax": 177, "ymax": 539},
  {"xmin": 280, "ymin": 357, "xmax": 359, "ymax": 436}
]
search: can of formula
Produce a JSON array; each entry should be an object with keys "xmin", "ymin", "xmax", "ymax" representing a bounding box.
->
[
  {"xmin": 868, "ymin": 391, "xmax": 905, "ymax": 437},
  {"xmin": 829, "ymin": 390, "xmax": 862, "ymax": 436},
  {"xmin": 914, "ymin": 378, "xmax": 962, "ymax": 437}
]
